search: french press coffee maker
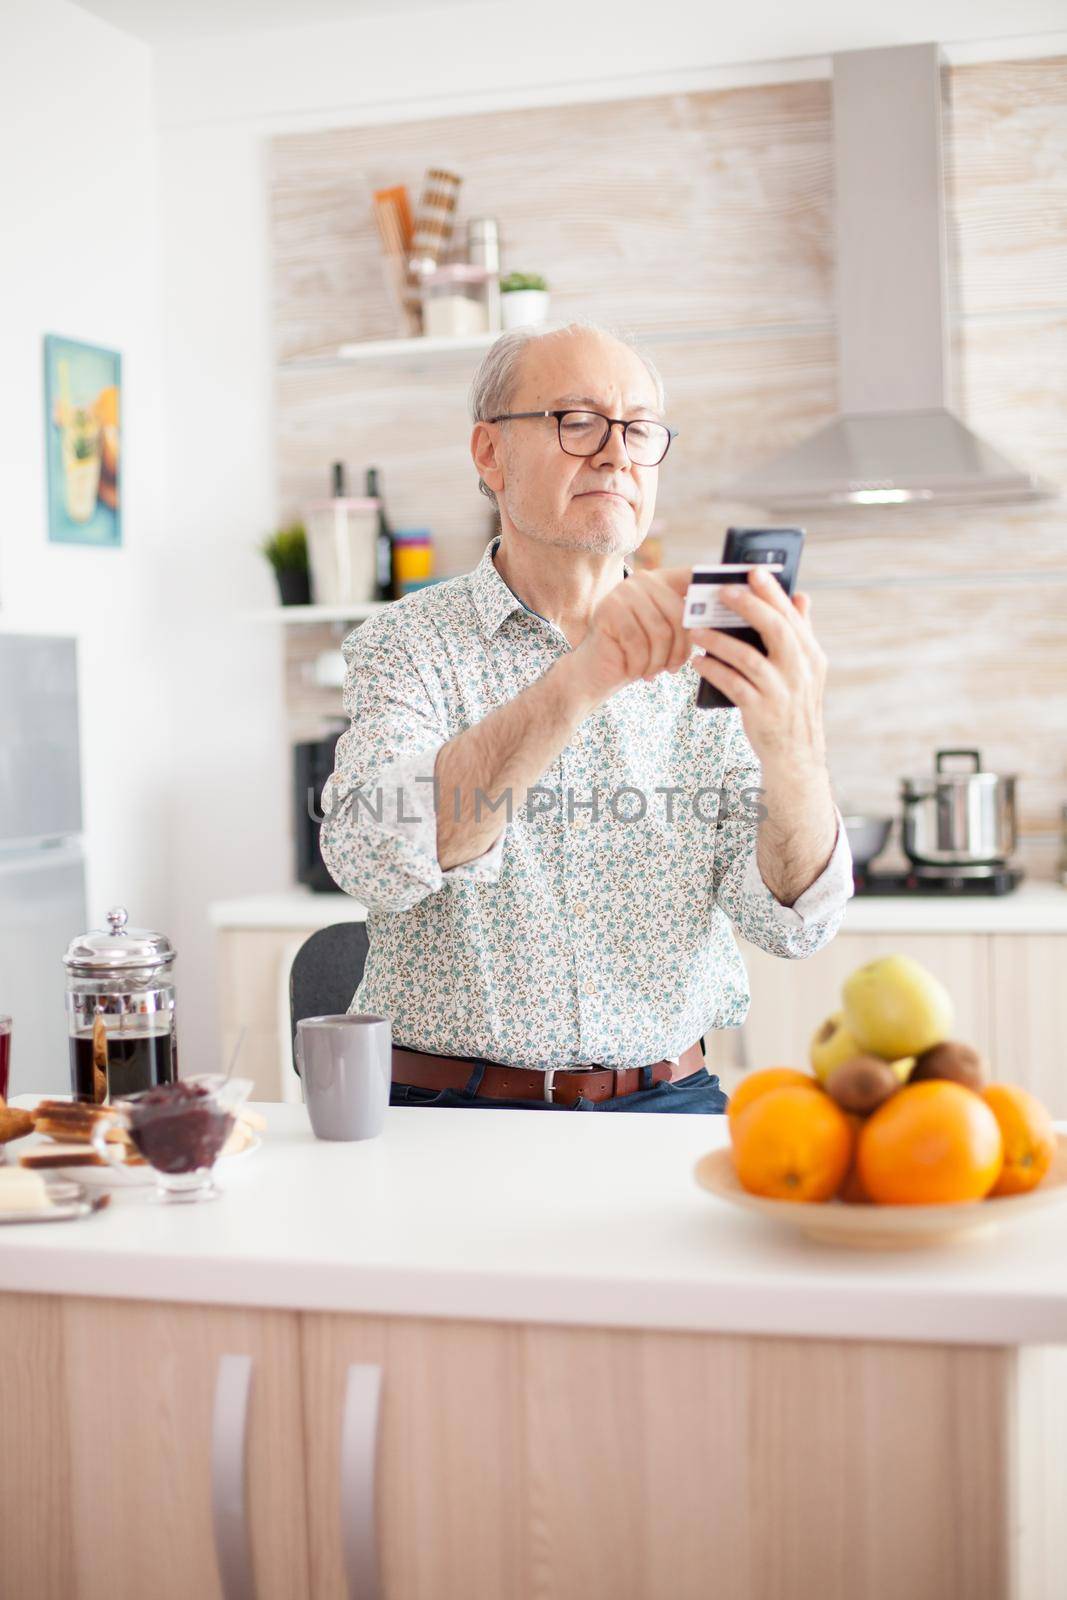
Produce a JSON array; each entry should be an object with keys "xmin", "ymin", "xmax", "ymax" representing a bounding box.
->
[{"xmin": 64, "ymin": 907, "xmax": 179, "ymax": 1103}]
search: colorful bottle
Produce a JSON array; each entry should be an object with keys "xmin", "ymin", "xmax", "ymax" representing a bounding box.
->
[{"xmin": 392, "ymin": 530, "xmax": 434, "ymax": 597}]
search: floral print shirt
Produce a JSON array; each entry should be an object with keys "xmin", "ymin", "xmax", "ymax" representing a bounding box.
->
[{"xmin": 320, "ymin": 537, "xmax": 853, "ymax": 1072}]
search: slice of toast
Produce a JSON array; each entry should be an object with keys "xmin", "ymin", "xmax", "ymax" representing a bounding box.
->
[
  {"xmin": 32, "ymin": 1101, "xmax": 114, "ymax": 1144},
  {"xmin": 20, "ymin": 1143, "xmax": 108, "ymax": 1169},
  {"xmin": 20, "ymin": 1140, "xmax": 146, "ymax": 1169}
]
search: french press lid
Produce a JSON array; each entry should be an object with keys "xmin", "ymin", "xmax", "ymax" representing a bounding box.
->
[{"xmin": 63, "ymin": 907, "xmax": 176, "ymax": 976}]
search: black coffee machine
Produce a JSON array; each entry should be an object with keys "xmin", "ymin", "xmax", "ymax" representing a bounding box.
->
[{"xmin": 293, "ymin": 727, "xmax": 346, "ymax": 892}]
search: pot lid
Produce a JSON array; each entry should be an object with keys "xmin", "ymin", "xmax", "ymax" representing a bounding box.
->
[
  {"xmin": 64, "ymin": 906, "xmax": 176, "ymax": 975},
  {"xmin": 901, "ymin": 750, "xmax": 1015, "ymax": 791},
  {"xmin": 901, "ymin": 771, "xmax": 1009, "ymax": 791}
]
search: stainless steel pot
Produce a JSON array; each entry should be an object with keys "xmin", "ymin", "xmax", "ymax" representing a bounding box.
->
[{"xmin": 901, "ymin": 749, "xmax": 1017, "ymax": 867}]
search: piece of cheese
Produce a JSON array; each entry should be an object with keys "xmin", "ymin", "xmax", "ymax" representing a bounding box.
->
[{"xmin": 0, "ymin": 1166, "xmax": 52, "ymax": 1212}]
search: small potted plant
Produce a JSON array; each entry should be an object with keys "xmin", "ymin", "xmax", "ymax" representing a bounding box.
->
[
  {"xmin": 500, "ymin": 271, "xmax": 550, "ymax": 329},
  {"xmin": 260, "ymin": 521, "xmax": 311, "ymax": 606}
]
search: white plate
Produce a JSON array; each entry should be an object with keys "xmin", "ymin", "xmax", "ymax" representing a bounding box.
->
[
  {"xmin": 0, "ymin": 1175, "xmax": 107, "ymax": 1224},
  {"xmin": 694, "ymin": 1133, "xmax": 1067, "ymax": 1249},
  {"xmin": 29, "ymin": 1132, "xmax": 262, "ymax": 1191}
]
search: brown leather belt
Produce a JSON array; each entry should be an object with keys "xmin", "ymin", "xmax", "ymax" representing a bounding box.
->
[{"xmin": 392, "ymin": 1040, "xmax": 706, "ymax": 1108}]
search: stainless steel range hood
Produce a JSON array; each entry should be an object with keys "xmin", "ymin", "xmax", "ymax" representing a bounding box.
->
[{"xmin": 728, "ymin": 43, "xmax": 1054, "ymax": 510}]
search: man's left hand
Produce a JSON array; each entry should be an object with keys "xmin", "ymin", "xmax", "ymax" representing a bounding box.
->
[{"xmin": 689, "ymin": 566, "xmax": 828, "ymax": 770}]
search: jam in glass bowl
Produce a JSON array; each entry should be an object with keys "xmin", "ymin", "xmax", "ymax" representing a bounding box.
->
[{"xmin": 92, "ymin": 1075, "xmax": 253, "ymax": 1203}]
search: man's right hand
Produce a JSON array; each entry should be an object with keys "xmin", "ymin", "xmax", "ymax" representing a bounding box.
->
[{"xmin": 564, "ymin": 567, "xmax": 695, "ymax": 708}]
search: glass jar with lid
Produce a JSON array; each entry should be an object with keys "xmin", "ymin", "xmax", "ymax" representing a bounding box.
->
[
  {"xmin": 418, "ymin": 263, "xmax": 493, "ymax": 338},
  {"xmin": 64, "ymin": 907, "xmax": 178, "ymax": 1102}
]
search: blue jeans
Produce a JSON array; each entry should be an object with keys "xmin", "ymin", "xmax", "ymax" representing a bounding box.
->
[{"xmin": 390, "ymin": 1062, "xmax": 729, "ymax": 1114}]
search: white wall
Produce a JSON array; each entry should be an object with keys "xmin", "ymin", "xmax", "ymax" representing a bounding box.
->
[
  {"xmin": 0, "ymin": 1, "xmax": 168, "ymax": 941},
  {"xmin": 153, "ymin": 1, "xmax": 1067, "ymax": 131},
  {"xmin": 155, "ymin": 123, "xmax": 291, "ymax": 1078},
  {"xmin": 152, "ymin": 5, "xmax": 1067, "ymax": 1077}
]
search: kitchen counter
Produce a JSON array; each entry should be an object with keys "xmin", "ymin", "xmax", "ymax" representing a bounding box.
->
[
  {"xmin": 841, "ymin": 878, "xmax": 1067, "ymax": 932},
  {"xmin": 4, "ymin": 1098, "xmax": 1067, "ymax": 1346},
  {"xmin": 209, "ymin": 886, "xmax": 367, "ymax": 928},
  {"xmin": 209, "ymin": 879, "xmax": 1067, "ymax": 933}
]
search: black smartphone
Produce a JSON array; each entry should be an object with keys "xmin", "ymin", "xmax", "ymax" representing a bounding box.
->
[{"xmin": 692, "ymin": 526, "xmax": 805, "ymax": 710}]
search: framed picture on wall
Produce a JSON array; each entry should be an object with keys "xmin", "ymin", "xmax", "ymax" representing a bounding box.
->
[{"xmin": 43, "ymin": 334, "xmax": 122, "ymax": 547}]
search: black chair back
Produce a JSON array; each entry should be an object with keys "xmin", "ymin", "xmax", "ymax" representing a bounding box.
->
[{"xmin": 288, "ymin": 921, "xmax": 370, "ymax": 1076}]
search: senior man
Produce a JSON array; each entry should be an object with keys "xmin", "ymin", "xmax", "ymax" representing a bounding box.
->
[{"xmin": 320, "ymin": 319, "xmax": 853, "ymax": 1113}]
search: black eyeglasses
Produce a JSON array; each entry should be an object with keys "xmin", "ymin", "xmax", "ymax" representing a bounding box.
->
[{"xmin": 487, "ymin": 409, "xmax": 677, "ymax": 467}]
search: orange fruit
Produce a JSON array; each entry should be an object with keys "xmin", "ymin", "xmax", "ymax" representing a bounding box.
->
[
  {"xmin": 727, "ymin": 1067, "xmax": 821, "ymax": 1134},
  {"xmin": 981, "ymin": 1084, "xmax": 1056, "ymax": 1196},
  {"xmin": 857, "ymin": 1080, "xmax": 1003, "ymax": 1205},
  {"xmin": 731, "ymin": 1085, "xmax": 854, "ymax": 1203},
  {"xmin": 837, "ymin": 1114, "xmax": 872, "ymax": 1204}
]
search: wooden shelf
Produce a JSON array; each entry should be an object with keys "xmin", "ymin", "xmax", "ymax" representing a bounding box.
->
[
  {"xmin": 276, "ymin": 322, "xmax": 847, "ymax": 373},
  {"xmin": 281, "ymin": 332, "xmax": 498, "ymax": 370}
]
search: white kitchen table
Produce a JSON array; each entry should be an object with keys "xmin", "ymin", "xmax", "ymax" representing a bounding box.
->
[{"xmin": 2, "ymin": 1099, "xmax": 1067, "ymax": 1346}]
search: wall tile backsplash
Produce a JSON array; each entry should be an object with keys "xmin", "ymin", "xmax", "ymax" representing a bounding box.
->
[{"xmin": 270, "ymin": 56, "xmax": 1067, "ymax": 878}]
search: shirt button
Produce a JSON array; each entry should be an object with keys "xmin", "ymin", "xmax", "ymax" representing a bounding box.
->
[
  {"xmin": 573, "ymin": 901, "xmax": 586, "ymax": 917},
  {"xmin": 583, "ymin": 980, "xmax": 597, "ymax": 996}
]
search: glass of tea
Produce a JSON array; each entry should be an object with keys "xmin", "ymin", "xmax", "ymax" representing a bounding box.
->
[
  {"xmin": 0, "ymin": 1017, "xmax": 10, "ymax": 1101},
  {"xmin": 91, "ymin": 1075, "xmax": 253, "ymax": 1203}
]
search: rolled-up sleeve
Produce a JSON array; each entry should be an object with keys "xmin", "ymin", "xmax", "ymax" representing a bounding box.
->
[
  {"xmin": 712, "ymin": 710, "xmax": 853, "ymax": 958},
  {"xmin": 320, "ymin": 618, "xmax": 506, "ymax": 915}
]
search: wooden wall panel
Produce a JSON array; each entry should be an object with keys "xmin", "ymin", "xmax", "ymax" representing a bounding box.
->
[
  {"xmin": 945, "ymin": 56, "xmax": 1067, "ymax": 317},
  {"xmin": 269, "ymin": 79, "xmax": 835, "ymax": 360},
  {"xmin": 269, "ymin": 54, "xmax": 1067, "ymax": 881}
]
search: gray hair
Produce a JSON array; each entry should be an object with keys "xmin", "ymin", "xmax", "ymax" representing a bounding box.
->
[{"xmin": 468, "ymin": 317, "xmax": 667, "ymax": 507}]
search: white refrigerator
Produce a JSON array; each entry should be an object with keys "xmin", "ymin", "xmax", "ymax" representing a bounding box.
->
[{"xmin": 0, "ymin": 634, "xmax": 88, "ymax": 1095}]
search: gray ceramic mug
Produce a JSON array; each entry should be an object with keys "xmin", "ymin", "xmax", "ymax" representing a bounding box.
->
[{"xmin": 296, "ymin": 1013, "xmax": 392, "ymax": 1141}]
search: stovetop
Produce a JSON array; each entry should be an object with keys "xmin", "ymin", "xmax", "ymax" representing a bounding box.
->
[{"xmin": 853, "ymin": 865, "xmax": 1024, "ymax": 897}]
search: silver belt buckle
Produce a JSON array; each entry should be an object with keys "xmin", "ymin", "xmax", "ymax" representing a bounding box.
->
[{"xmin": 543, "ymin": 1066, "xmax": 557, "ymax": 1104}]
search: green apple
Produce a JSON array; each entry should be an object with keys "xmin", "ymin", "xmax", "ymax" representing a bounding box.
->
[
  {"xmin": 809, "ymin": 1010, "xmax": 864, "ymax": 1085},
  {"xmin": 890, "ymin": 1055, "xmax": 917, "ymax": 1084},
  {"xmin": 841, "ymin": 955, "xmax": 954, "ymax": 1061}
]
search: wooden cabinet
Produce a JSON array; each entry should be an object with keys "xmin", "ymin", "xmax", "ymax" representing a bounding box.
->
[
  {"xmin": 297, "ymin": 1311, "xmax": 1021, "ymax": 1600},
  {"xmin": 3, "ymin": 1292, "xmax": 1066, "ymax": 1600},
  {"xmin": 0, "ymin": 1294, "xmax": 310, "ymax": 1600},
  {"xmin": 300, "ymin": 1312, "xmax": 527, "ymax": 1599},
  {"xmin": 732, "ymin": 931, "xmax": 1066, "ymax": 1112},
  {"xmin": 989, "ymin": 935, "xmax": 1067, "ymax": 1108}
]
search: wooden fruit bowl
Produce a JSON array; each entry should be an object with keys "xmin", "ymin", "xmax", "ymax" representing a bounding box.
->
[{"xmin": 694, "ymin": 1133, "xmax": 1067, "ymax": 1249}]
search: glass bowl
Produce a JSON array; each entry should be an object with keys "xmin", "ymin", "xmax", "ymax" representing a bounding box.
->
[{"xmin": 91, "ymin": 1074, "xmax": 253, "ymax": 1203}]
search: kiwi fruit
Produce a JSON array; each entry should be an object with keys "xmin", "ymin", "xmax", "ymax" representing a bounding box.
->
[
  {"xmin": 910, "ymin": 1040, "xmax": 987, "ymax": 1091},
  {"xmin": 825, "ymin": 1055, "xmax": 900, "ymax": 1116}
]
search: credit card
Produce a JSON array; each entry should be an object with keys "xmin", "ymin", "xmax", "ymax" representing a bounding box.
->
[{"xmin": 682, "ymin": 563, "xmax": 784, "ymax": 630}]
